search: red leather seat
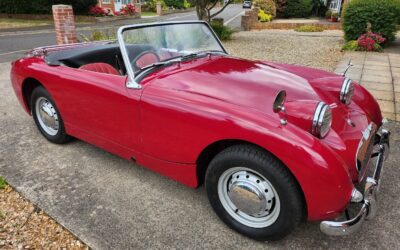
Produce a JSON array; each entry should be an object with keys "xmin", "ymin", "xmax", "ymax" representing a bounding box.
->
[
  {"xmin": 135, "ymin": 52, "xmax": 159, "ymax": 69},
  {"xmin": 158, "ymin": 50, "xmax": 172, "ymax": 61},
  {"xmin": 79, "ymin": 63, "xmax": 120, "ymax": 75}
]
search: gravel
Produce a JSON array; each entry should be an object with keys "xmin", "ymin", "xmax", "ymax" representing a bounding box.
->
[
  {"xmin": 0, "ymin": 183, "xmax": 87, "ymax": 249},
  {"xmin": 224, "ymin": 29, "xmax": 345, "ymax": 71}
]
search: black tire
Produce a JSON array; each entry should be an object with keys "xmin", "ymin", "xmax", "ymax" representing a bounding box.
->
[
  {"xmin": 31, "ymin": 86, "xmax": 71, "ymax": 144},
  {"xmin": 205, "ymin": 144, "xmax": 305, "ymax": 241}
]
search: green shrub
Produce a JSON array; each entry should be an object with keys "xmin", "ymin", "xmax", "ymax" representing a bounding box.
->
[
  {"xmin": 0, "ymin": 0, "xmax": 97, "ymax": 14},
  {"xmin": 283, "ymin": 0, "xmax": 313, "ymax": 18},
  {"xmin": 210, "ymin": 22, "xmax": 233, "ymax": 41},
  {"xmin": 294, "ymin": 25, "xmax": 324, "ymax": 32},
  {"xmin": 79, "ymin": 29, "xmax": 116, "ymax": 42},
  {"xmin": 325, "ymin": 9, "xmax": 332, "ymax": 18},
  {"xmin": 254, "ymin": 0, "xmax": 277, "ymax": 17},
  {"xmin": 312, "ymin": 0, "xmax": 328, "ymax": 17},
  {"xmin": 183, "ymin": 0, "xmax": 191, "ymax": 9},
  {"xmin": 145, "ymin": 0, "xmax": 167, "ymax": 11},
  {"xmin": 342, "ymin": 40, "xmax": 359, "ymax": 51},
  {"xmin": 342, "ymin": 0, "xmax": 399, "ymax": 43},
  {"xmin": 258, "ymin": 9, "xmax": 273, "ymax": 22}
]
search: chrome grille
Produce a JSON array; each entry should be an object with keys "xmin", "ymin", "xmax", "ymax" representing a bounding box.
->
[{"xmin": 356, "ymin": 123, "xmax": 377, "ymax": 182}]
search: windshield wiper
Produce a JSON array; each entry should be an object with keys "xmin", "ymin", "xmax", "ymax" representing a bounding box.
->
[
  {"xmin": 138, "ymin": 51, "xmax": 225, "ymax": 73},
  {"xmin": 180, "ymin": 53, "xmax": 200, "ymax": 60},
  {"xmin": 139, "ymin": 59, "xmax": 180, "ymax": 72},
  {"xmin": 139, "ymin": 54, "xmax": 200, "ymax": 72}
]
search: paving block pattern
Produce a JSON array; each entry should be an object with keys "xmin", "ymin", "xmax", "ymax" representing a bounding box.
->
[{"xmin": 335, "ymin": 51, "xmax": 399, "ymax": 121}]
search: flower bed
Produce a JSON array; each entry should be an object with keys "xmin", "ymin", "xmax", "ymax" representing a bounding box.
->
[
  {"xmin": 94, "ymin": 13, "xmax": 140, "ymax": 22},
  {"xmin": 89, "ymin": 4, "xmax": 141, "ymax": 22},
  {"xmin": 342, "ymin": 32, "xmax": 386, "ymax": 52}
]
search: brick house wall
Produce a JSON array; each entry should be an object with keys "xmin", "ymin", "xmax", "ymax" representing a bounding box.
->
[{"xmin": 98, "ymin": 0, "xmax": 116, "ymax": 12}]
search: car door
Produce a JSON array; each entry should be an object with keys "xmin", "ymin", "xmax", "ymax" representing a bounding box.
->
[{"xmin": 53, "ymin": 66, "xmax": 141, "ymax": 157}]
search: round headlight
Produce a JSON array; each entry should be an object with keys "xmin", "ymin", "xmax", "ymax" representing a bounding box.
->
[
  {"xmin": 311, "ymin": 102, "xmax": 332, "ymax": 138},
  {"xmin": 340, "ymin": 78, "xmax": 354, "ymax": 105}
]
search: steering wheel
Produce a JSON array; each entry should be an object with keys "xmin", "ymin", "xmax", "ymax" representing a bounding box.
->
[{"xmin": 131, "ymin": 51, "xmax": 160, "ymax": 72}]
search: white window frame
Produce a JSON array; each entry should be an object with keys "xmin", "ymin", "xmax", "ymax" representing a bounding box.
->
[{"xmin": 329, "ymin": 0, "xmax": 342, "ymax": 12}]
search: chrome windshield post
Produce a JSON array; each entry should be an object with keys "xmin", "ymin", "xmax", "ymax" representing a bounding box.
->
[{"xmin": 117, "ymin": 27, "xmax": 141, "ymax": 90}]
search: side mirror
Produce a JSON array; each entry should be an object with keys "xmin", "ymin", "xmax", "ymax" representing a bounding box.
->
[
  {"xmin": 273, "ymin": 90, "xmax": 287, "ymax": 113},
  {"xmin": 342, "ymin": 59, "xmax": 353, "ymax": 77}
]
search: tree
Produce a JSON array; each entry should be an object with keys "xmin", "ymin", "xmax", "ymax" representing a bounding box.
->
[{"xmin": 196, "ymin": 0, "xmax": 234, "ymax": 22}]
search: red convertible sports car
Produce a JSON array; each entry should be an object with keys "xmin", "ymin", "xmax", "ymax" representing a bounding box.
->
[{"xmin": 10, "ymin": 21, "xmax": 390, "ymax": 240}]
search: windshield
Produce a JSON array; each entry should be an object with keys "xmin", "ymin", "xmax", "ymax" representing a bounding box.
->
[{"xmin": 120, "ymin": 22, "xmax": 225, "ymax": 72}]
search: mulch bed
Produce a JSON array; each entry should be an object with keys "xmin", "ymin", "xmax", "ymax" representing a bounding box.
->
[{"xmin": 0, "ymin": 183, "xmax": 87, "ymax": 249}]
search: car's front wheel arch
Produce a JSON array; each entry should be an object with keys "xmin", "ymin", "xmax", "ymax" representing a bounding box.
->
[
  {"xmin": 196, "ymin": 140, "xmax": 307, "ymax": 214},
  {"xmin": 204, "ymin": 143, "xmax": 307, "ymax": 241}
]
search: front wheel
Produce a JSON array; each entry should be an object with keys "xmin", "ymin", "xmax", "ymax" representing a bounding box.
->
[{"xmin": 205, "ymin": 145, "xmax": 305, "ymax": 241}]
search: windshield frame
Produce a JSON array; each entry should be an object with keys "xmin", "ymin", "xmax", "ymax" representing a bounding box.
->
[{"xmin": 117, "ymin": 21, "xmax": 228, "ymax": 90}]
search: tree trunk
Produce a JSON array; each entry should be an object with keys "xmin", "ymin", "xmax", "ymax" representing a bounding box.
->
[
  {"xmin": 196, "ymin": 0, "xmax": 231, "ymax": 22},
  {"xmin": 196, "ymin": 0, "xmax": 208, "ymax": 21}
]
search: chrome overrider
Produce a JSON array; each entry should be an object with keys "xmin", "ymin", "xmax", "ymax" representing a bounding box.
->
[{"xmin": 320, "ymin": 125, "xmax": 390, "ymax": 236}]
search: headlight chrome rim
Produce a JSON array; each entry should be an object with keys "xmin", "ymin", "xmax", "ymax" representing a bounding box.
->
[
  {"xmin": 312, "ymin": 102, "xmax": 332, "ymax": 138},
  {"xmin": 340, "ymin": 78, "xmax": 354, "ymax": 105}
]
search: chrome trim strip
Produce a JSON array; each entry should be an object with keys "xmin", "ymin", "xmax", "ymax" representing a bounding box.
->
[
  {"xmin": 117, "ymin": 21, "xmax": 228, "ymax": 90},
  {"xmin": 356, "ymin": 122, "xmax": 378, "ymax": 181},
  {"xmin": 320, "ymin": 129, "xmax": 390, "ymax": 236},
  {"xmin": 31, "ymin": 40, "xmax": 113, "ymax": 57},
  {"xmin": 117, "ymin": 26, "xmax": 140, "ymax": 89}
]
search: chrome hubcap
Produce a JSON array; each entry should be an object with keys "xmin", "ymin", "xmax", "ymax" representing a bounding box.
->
[
  {"xmin": 35, "ymin": 97, "xmax": 59, "ymax": 136},
  {"xmin": 218, "ymin": 167, "xmax": 280, "ymax": 228}
]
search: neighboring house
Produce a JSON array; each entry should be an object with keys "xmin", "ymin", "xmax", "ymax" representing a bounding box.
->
[
  {"xmin": 98, "ymin": 0, "xmax": 140, "ymax": 12},
  {"xmin": 326, "ymin": 0, "xmax": 350, "ymax": 14}
]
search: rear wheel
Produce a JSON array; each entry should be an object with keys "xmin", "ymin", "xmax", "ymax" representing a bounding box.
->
[
  {"xmin": 205, "ymin": 145, "xmax": 305, "ymax": 241},
  {"xmin": 31, "ymin": 86, "xmax": 71, "ymax": 144}
]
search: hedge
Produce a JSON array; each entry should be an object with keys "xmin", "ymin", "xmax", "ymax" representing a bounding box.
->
[
  {"xmin": 164, "ymin": 0, "xmax": 184, "ymax": 9},
  {"xmin": 342, "ymin": 0, "xmax": 400, "ymax": 43},
  {"xmin": 275, "ymin": 0, "xmax": 287, "ymax": 17},
  {"xmin": 283, "ymin": 0, "xmax": 313, "ymax": 18},
  {"xmin": 0, "ymin": 0, "xmax": 98, "ymax": 15}
]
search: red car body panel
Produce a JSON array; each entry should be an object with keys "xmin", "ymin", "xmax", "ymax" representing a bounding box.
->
[{"xmin": 10, "ymin": 52, "xmax": 383, "ymax": 221}]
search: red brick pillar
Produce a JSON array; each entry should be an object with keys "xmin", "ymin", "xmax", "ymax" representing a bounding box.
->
[{"xmin": 52, "ymin": 5, "xmax": 77, "ymax": 45}]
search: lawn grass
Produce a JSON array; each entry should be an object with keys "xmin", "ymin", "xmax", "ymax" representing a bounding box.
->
[
  {"xmin": 141, "ymin": 11, "xmax": 157, "ymax": 17},
  {"xmin": 0, "ymin": 17, "xmax": 94, "ymax": 29},
  {"xmin": 0, "ymin": 18, "xmax": 52, "ymax": 29}
]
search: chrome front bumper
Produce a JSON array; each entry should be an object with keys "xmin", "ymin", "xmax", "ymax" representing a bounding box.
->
[{"xmin": 320, "ymin": 128, "xmax": 390, "ymax": 236}]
